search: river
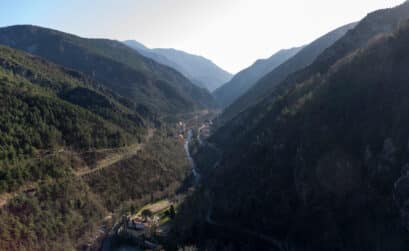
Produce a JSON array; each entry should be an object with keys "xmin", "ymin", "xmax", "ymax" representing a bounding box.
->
[
  {"xmin": 184, "ymin": 129, "xmax": 200, "ymax": 183},
  {"xmin": 103, "ymin": 128, "xmax": 200, "ymax": 251}
]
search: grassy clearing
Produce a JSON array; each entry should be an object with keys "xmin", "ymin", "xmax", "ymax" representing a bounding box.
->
[
  {"xmin": 132, "ymin": 199, "xmax": 179, "ymax": 226},
  {"xmin": 135, "ymin": 199, "xmax": 170, "ymax": 216}
]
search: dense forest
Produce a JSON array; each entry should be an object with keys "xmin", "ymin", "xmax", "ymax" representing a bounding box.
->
[
  {"xmin": 0, "ymin": 45, "xmax": 148, "ymax": 190},
  {"xmin": 0, "ymin": 25, "xmax": 216, "ymax": 115},
  {"xmin": 4, "ymin": 1, "xmax": 409, "ymax": 251},
  {"xmin": 217, "ymin": 22, "xmax": 356, "ymax": 125},
  {"xmin": 0, "ymin": 169, "xmax": 107, "ymax": 250},
  {"xmin": 0, "ymin": 44, "xmax": 192, "ymax": 250},
  {"xmin": 174, "ymin": 4, "xmax": 409, "ymax": 250}
]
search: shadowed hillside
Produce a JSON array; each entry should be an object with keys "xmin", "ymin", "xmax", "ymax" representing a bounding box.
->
[
  {"xmin": 173, "ymin": 2, "xmax": 409, "ymax": 250},
  {"xmin": 124, "ymin": 40, "xmax": 232, "ymax": 92},
  {"xmin": 0, "ymin": 45, "xmax": 191, "ymax": 250},
  {"xmin": 213, "ymin": 46, "xmax": 302, "ymax": 108},
  {"xmin": 0, "ymin": 25, "xmax": 216, "ymax": 115},
  {"xmin": 219, "ymin": 22, "xmax": 356, "ymax": 125}
]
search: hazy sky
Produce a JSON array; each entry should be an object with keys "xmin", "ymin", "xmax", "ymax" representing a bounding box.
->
[{"xmin": 0, "ymin": 0, "xmax": 404, "ymax": 73}]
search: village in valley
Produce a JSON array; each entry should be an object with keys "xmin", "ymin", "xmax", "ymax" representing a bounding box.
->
[
  {"xmin": 113, "ymin": 199, "xmax": 179, "ymax": 250},
  {"xmin": 102, "ymin": 110, "xmax": 216, "ymax": 250}
]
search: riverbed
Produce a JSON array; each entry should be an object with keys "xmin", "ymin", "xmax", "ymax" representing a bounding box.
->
[
  {"xmin": 184, "ymin": 129, "xmax": 200, "ymax": 183},
  {"xmin": 103, "ymin": 128, "xmax": 200, "ymax": 251}
]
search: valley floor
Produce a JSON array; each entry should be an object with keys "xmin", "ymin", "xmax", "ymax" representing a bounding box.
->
[{"xmin": 102, "ymin": 110, "xmax": 216, "ymax": 250}]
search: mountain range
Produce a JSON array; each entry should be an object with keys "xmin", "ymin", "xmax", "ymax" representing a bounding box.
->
[
  {"xmin": 213, "ymin": 46, "xmax": 303, "ymax": 108},
  {"xmin": 3, "ymin": 1, "xmax": 409, "ymax": 251},
  {"xmin": 0, "ymin": 25, "xmax": 216, "ymax": 250},
  {"xmin": 218, "ymin": 22, "xmax": 357, "ymax": 124},
  {"xmin": 0, "ymin": 25, "xmax": 216, "ymax": 116},
  {"xmin": 173, "ymin": 1, "xmax": 409, "ymax": 250},
  {"xmin": 124, "ymin": 40, "xmax": 232, "ymax": 92}
]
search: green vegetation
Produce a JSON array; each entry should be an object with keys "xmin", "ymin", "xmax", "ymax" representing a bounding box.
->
[
  {"xmin": 175, "ymin": 5, "xmax": 409, "ymax": 251},
  {"xmin": 0, "ymin": 45, "xmax": 149, "ymax": 162},
  {"xmin": 125, "ymin": 40, "xmax": 232, "ymax": 92},
  {"xmin": 0, "ymin": 25, "xmax": 216, "ymax": 115},
  {"xmin": 0, "ymin": 44, "xmax": 192, "ymax": 250},
  {"xmin": 83, "ymin": 129, "xmax": 190, "ymax": 211},
  {"xmin": 0, "ymin": 164, "xmax": 107, "ymax": 251},
  {"xmin": 0, "ymin": 127, "xmax": 188, "ymax": 249},
  {"xmin": 135, "ymin": 199, "xmax": 169, "ymax": 216},
  {"xmin": 213, "ymin": 46, "xmax": 302, "ymax": 108},
  {"xmin": 134, "ymin": 199, "xmax": 176, "ymax": 224},
  {"xmin": 217, "ymin": 23, "xmax": 356, "ymax": 125},
  {"xmin": 0, "ymin": 157, "xmax": 70, "ymax": 194},
  {"xmin": 155, "ymin": 204, "xmax": 176, "ymax": 225},
  {"xmin": 219, "ymin": 1, "xmax": 409, "ymax": 126},
  {"xmin": 6, "ymin": 3, "xmax": 409, "ymax": 251}
]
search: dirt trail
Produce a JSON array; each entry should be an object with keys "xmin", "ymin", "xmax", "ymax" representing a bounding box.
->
[
  {"xmin": 0, "ymin": 183, "xmax": 37, "ymax": 208},
  {"xmin": 0, "ymin": 193, "xmax": 13, "ymax": 208},
  {"xmin": 0, "ymin": 129, "xmax": 155, "ymax": 208},
  {"xmin": 75, "ymin": 128, "xmax": 155, "ymax": 177}
]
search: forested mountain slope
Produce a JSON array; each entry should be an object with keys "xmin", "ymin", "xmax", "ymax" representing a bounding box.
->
[
  {"xmin": 174, "ymin": 2, "xmax": 409, "ymax": 250},
  {"xmin": 219, "ymin": 22, "xmax": 356, "ymax": 124},
  {"xmin": 0, "ymin": 25, "xmax": 216, "ymax": 115},
  {"xmin": 213, "ymin": 46, "xmax": 302, "ymax": 108},
  {"xmin": 220, "ymin": 1, "xmax": 409, "ymax": 129},
  {"xmin": 0, "ymin": 45, "xmax": 190, "ymax": 250},
  {"xmin": 124, "ymin": 40, "xmax": 233, "ymax": 92},
  {"xmin": 0, "ymin": 45, "xmax": 146, "ymax": 158}
]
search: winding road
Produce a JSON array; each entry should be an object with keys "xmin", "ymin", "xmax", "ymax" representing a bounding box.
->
[
  {"xmin": 0, "ymin": 129, "xmax": 155, "ymax": 208},
  {"xmin": 75, "ymin": 128, "xmax": 155, "ymax": 177}
]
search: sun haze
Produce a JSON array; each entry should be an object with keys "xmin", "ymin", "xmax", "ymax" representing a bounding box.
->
[{"xmin": 0, "ymin": 0, "xmax": 404, "ymax": 73}]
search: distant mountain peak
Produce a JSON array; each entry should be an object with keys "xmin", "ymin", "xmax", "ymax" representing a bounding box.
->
[
  {"xmin": 0, "ymin": 25, "xmax": 216, "ymax": 115},
  {"xmin": 217, "ymin": 22, "xmax": 356, "ymax": 124},
  {"xmin": 123, "ymin": 39, "xmax": 148, "ymax": 50},
  {"xmin": 213, "ymin": 46, "xmax": 303, "ymax": 108},
  {"xmin": 124, "ymin": 40, "xmax": 232, "ymax": 91}
]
